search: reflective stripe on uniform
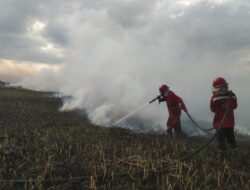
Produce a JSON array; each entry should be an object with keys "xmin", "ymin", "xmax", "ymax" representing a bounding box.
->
[{"xmin": 212, "ymin": 96, "xmax": 236, "ymax": 102}]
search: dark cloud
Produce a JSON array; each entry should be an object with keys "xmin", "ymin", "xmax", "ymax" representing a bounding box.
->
[
  {"xmin": 0, "ymin": 0, "xmax": 64, "ymax": 64},
  {"xmin": 0, "ymin": 0, "xmax": 38, "ymax": 33},
  {"xmin": 1, "ymin": 0, "xmax": 250, "ymax": 64},
  {"xmin": 43, "ymin": 22, "xmax": 69, "ymax": 46},
  {"xmin": 0, "ymin": 32, "xmax": 62, "ymax": 63},
  {"xmin": 180, "ymin": 2, "xmax": 250, "ymax": 54}
]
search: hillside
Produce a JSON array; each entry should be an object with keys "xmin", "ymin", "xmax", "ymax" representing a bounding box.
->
[
  {"xmin": 0, "ymin": 80, "xmax": 9, "ymax": 86},
  {"xmin": 0, "ymin": 86, "xmax": 249, "ymax": 190}
]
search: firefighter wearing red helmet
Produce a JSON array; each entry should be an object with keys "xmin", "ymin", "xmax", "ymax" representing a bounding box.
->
[
  {"xmin": 158, "ymin": 84, "xmax": 187, "ymax": 135},
  {"xmin": 210, "ymin": 77, "xmax": 237, "ymax": 151}
]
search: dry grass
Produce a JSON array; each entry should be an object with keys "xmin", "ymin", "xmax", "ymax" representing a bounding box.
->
[{"xmin": 0, "ymin": 87, "xmax": 249, "ymax": 190}]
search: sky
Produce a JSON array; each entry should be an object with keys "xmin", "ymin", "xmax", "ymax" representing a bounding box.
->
[{"xmin": 0, "ymin": 0, "xmax": 250, "ymax": 134}]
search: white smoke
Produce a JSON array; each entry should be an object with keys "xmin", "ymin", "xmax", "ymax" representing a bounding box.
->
[{"xmin": 19, "ymin": 0, "xmax": 250, "ymax": 134}]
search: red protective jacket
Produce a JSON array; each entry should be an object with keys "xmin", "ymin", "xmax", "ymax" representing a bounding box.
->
[
  {"xmin": 161, "ymin": 91, "xmax": 186, "ymax": 127},
  {"xmin": 210, "ymin": 92, "xmax": 237, "ymax": 129}
]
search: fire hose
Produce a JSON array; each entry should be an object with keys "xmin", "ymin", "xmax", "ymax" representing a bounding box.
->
[
  {"xmin": 150, "ymin": 96, "xmax": 214, "ymax": 134},
  {"xmin": 0, "ymin": 95, "xmax": 233, "ymax": 184},
  {"xmin": 179, "ymin": 94, "xmax": 232, "ymax": 161},
  {"xmin": 185, "ymin": 111, "xmax": 214, "ymax": 134},
  {"xmin": 151, "ymin": 94, "xmax": 233, "ymax": 174},
  {"xmin": 116, "ymin": 95, "xmax": 232, "ymax": 162}
]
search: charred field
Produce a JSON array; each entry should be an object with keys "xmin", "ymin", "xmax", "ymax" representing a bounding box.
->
[{"xmin": 0, "ymin": 86, "xmax": 249, "ymax": 190}]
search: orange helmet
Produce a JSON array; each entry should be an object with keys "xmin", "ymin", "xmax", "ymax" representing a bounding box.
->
[{"xmin": 213, "ymin": 77, "xmax": 228, "ymax": 88}]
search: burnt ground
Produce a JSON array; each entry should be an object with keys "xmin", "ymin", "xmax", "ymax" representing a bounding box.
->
[{"xmin": 0, "ymin": 86, "xmax": 249, "ymax": 190}]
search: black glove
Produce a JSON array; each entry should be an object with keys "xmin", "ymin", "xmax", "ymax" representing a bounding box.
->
[
  {"xmin": 181, "ymin": 105, "xmax": 188, "ymax": 113},
  {"xmin": 228, "ymin": 90, "xmax": 234, "ymax": 96},
  {"xmin": 158, "ymin": 95, "xmax": 164, "ymax": 104}
]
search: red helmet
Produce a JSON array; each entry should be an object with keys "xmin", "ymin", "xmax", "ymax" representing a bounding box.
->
[
  {"xmin": 159, "ymin": 84, "xmax": 169, "ymax": 93},
  {"xmin": 213, "ymin": 77, "xmax": 228, "ymax": 88}
]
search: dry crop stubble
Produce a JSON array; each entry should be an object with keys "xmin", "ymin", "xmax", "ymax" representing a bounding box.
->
[{"xmin": 0, "ymin": 86, "xmax": 249, "ymax": 189}]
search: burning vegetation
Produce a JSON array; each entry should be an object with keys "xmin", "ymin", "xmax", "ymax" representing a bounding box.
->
[{"xmin": 0, "ymin": 86, "xmax": 249, "ymax": 189}]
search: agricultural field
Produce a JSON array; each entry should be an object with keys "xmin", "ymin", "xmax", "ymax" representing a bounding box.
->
[{"xmin": 0, "ymin": 86, "xmax": 249, "ymax": 190}]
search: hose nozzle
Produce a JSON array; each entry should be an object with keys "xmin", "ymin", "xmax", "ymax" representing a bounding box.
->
[{"xmin": 149, "ymin": 96, "xmax": 160, "ymax": 104}]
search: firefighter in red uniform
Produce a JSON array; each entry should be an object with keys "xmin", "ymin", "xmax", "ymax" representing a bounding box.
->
[
  {"xmin": 158, "ymin": 84, "xmax": 187, "ymax": 135},
  {"xmin": 210, "ymin": 77, "xmax": 237, "ymax": 151}
]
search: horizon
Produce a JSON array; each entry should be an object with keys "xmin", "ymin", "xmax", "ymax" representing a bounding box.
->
[{"xmin": 1, "ymin": 0, "xmax": 250, "ymax": 134}]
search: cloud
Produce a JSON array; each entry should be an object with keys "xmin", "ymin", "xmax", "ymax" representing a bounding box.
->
[
  {"xmin": 0, "ymin": 0, "xmax": 66, "ymax": 63},
  {"xmin": 0, "ymin": 59, "xmax": 60, "ymax": 83},
  {"xmin": 1, "ymin": 0, "xmax": 250, "ymax": 134}
]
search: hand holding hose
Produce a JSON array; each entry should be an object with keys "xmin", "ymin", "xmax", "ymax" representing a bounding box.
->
[
  {"xmin": 182, "ymin": 106, "xmax": 188, "ymax": 113},
  {"xmin": 149, "ymin": 95, "xmax": 162, "ymax": 104},
  {"xmin": 181, "ymin": 103, "xmax": 188, "ymax": 113}
]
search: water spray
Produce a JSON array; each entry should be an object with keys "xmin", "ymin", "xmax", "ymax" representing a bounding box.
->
[
  {"xmin": 112, "ymin": 96, "xmax": 161, "ymax": 126},
  {"xmin": 112, "ymin": 103, "xmax": 149, "ymax": 126}
]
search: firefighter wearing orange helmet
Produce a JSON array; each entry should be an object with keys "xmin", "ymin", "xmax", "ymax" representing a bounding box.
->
[
  {"xmin": 158, "ymin": 84, "xmax": 187, "ymax": 135},
  {"xmin": 210, "ymin": 77, "xmax": 237, "ymax": 151}
]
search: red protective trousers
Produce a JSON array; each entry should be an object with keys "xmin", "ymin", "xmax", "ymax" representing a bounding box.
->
[{"xmin": 163, "ymin": 91, "xmax": 186, "ymax": 134}]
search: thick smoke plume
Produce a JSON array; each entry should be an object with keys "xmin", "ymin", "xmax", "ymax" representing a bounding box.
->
[{"xmin": 20, "ymin": 0, "xmax": 250, "ymax": 135}]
